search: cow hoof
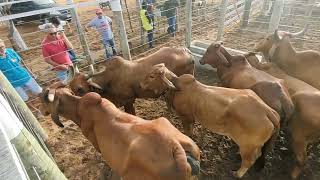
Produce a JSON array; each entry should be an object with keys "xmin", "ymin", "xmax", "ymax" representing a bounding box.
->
[{"xmin": 231, "ymin": 170, "xmax": 241, "ymax": 178}]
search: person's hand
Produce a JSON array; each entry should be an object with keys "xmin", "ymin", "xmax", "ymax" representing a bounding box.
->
[{"xmin": 56, "ymin": 64, "xmax": 68, "ymax": 71}]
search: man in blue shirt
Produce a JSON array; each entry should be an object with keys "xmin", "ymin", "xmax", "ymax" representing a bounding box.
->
[
  {"xmin": 0, "ymin": 39, "xmax": 43, "ymax": 116},
  {"xmin": 85, "ymin": 8, "xmax": 117, "ymax": 60}
]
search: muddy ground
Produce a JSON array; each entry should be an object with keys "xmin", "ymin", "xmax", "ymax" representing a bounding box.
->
[{"xmin": 1, "ymin": 0, "xmax": 320, "ymax": 179}]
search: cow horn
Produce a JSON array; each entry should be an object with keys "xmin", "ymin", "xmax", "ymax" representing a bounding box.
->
[
  {"xmin": 74, "ymin": 64, "xmax": 80, "ymax": 73},
  {"xmin": 287, "ymin": 24, "xmax": 308, "ymax": 38},
  {"xmin": 186, "ymin": 152, "xmax": 200, "ymax": 176},
  {"xmin": 161, "ymin": 76, "xmax": 176, "ymax": 90},
  {"xmin": 48, "ymin": 89, "xmax": 55, "ymax": 102},
  {"xmin": 65, "ymin": 65, "xmax": 76, "ymax": 85},
  {"xmin": 85, "ymin": 64, "xmax": 95, "ymax": 80},
  {"xmin": 216, "ymin": 48, "xmax": 230, "ymax": 67}
]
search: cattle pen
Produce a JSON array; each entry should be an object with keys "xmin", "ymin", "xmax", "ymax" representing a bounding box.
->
[{"xmin": 0, "ymin": 0, "xmax": 320, "ymax": 179}]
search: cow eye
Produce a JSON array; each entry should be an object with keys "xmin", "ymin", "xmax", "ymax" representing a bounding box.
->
[
  {"xmin": 77, "ymin": 88, "xmax": 85, "ymax": 95},
  {"xmin": 266, "ymin": 38, "xmax": 270, "ymax": 40}
]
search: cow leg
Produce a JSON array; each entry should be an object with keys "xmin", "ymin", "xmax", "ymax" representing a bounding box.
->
[
  {"xmin": 233, "ymin": 144, "xmax": 262, "ymax": 178},
  {"xmin": 181, "ymin": 117, "xmax": 194, "ymax": 137},
  {"xmin": 124, "ymin": 102, "xmax": 136, "ymax": 115},
  {"xmin": 291, "ymin": 139, "xmax": 307, "ymax": 179}
]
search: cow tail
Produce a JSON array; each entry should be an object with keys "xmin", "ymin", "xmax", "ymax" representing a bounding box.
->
[{"xmin": 279, "ymin": 89, "xmax": 294, "ymax": 126}]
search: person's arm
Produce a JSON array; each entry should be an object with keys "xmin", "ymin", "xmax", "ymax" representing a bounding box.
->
[
  {"xmin": 65, "ymin": 21, "xmax": 73, "ymax": 34},
  {"xmin": 85, "ymin": 19, "xmax": 94, "ymax": 32},
  {"xmin": 42, "ymin": 46, "xmax": 68, "ymax": 70},
  {"xmin": 60, "ymin": 32, "xmax": 73, "ymax": 49}
]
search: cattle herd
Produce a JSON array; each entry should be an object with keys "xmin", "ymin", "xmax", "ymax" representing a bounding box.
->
[{"xmin": 39, "ymin": 27, "xmax": 320, "ymax": 180}]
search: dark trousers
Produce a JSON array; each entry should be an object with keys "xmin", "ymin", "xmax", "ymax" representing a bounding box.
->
[
  {"xmin": 147, "ymin": 30, "xmax": 153, "ymax": 48},
  {"xmin": 167, "ymin": 16, "xmax": 176, "ymax": 36}
]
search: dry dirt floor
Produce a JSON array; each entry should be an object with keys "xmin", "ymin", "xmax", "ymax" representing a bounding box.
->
[{"xmin": 1, "ymin": 0, "xmax": 320, "ymax": 179}]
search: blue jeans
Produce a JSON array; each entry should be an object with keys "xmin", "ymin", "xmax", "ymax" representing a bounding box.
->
[
  {"xmin": 147, "ymin": 30, "xmax": 154, "ymax": 48},
  {"xmin": 167, "ymin": 16, "xmax": 176, "ymax": 35},
  {"xmin": 103, "ymin": 39, "xmax": 117, "ymax": 59},
  {"xmin": 68, "ymin": 49, "xmax": 77, "ymax": 63}
]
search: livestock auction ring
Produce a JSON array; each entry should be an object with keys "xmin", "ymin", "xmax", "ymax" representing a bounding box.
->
[{"xmin": 0, "ymin": 0, "xmax": 320, "ymax": 179}]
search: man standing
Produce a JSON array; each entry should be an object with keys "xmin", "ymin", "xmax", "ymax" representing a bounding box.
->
[
  {"xmin": 85, "ymin": 9, "xmax": 117, "ymax": 59},
  {"xmin": 41, "ymin": 24, "xmax": 73, "ymax": 83},
  {"xmin": 163, "ymin": 0, "xmax": 179, "ymax": 37},
  {"xmin": 140, "ymin": 1, "xmax": 154, "ymax": 48},
  {"xmin": 0, "ymin": 39, "xmax": 43, "ymax": 117}
]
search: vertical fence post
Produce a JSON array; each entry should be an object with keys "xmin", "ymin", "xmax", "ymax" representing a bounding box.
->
[
  {"xmin": 216, "ymin": 0, "xmax": 228, "ymax": 41},
  {"xmin": 136, "ymin": 0, "xmax": 144, "ymax": 45},
  {"xmin": 241, "ymin": 0, "xmax": 253, "ymax": 28},
  {"xmin": 0, "ymin": 72, "xmax": 48, "ymax": 142},
  {"xmin": 185, "ymin": 0, "xmax": 192, "ymax": 47},
  {"xmin": 268, "ymin": 0, "xmax": 283, "ymax": 33},
  {"xmin": 111, "ymin": 0, "xmax": 132, "ymax": 60},
  {"xmin": 66, "ymin": 0, "xmax": 94, "ymax": 64},
  {"xmin": 305, "ymin": 0, "xmax": 315, "ymax": 24}
]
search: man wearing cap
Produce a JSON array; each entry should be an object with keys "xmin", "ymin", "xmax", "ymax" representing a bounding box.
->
[
  {"xmin": 85, "ymin": 8, "xmax": 117, "ymax": 59},
  {"xmin": 41, "ymin": 24, "xmax": 73, "ymax": 83},
  {"xmin": 0, "ymin": 39, "xmax": 43, "ymax": 117}
]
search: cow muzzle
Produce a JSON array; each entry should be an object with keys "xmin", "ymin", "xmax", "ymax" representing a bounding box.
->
[{"xmin": 186, "ymin": 152, "xmax": 200, "ymax": 176}]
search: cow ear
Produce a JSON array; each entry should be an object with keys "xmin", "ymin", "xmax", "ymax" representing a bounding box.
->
[{"xmin": 51, "ymin": 98, "xmax": 64, "ymax": 128}]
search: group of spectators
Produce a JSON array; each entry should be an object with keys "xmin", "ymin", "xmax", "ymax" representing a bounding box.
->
[
  {"xmin": 140, "ymin": 0, "xmax": 180, "ymax": 48},
  {"xmin": 0, "ymin": 8, "xmax": 116, "ymax": 117},
  {"xmin": 0, "ymin": 1, "xmax": 180, "ymax": 117}
]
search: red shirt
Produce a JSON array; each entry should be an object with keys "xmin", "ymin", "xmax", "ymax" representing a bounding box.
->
[{"xmin": 41, "ymin": 35, "xmax": 72, "ymax": 68}]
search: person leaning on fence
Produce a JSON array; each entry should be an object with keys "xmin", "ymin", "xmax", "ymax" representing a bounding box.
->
[
  {"xmin": 140, "ymin": 1, "xmax": 154, "ymax": 48},
  {"xmin": 163, "ymin": 0, "xmax": 179, "ymax": 37},
  {"xmin": 41, "ymin": 24, "xmax": 73, "ymax": 84},
  {"xmin": 39, "ymin": 16, "xmax": 78, "ymax": 63},
  {"xmin": 85, "ymin": 8, "xmax": 117, "ymax": 60},
  {"xmin": 0, "ymin": 39, "xmax": 43, "ymax": 118}
]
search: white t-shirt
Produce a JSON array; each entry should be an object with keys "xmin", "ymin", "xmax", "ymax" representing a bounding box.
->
[
  {"xmin": 88, "ymin": 16, "xmax": 113, "ymax": 40},
  {"xmin": 0, "ymin": 93, "xmax": 23, "ymax": 140}
]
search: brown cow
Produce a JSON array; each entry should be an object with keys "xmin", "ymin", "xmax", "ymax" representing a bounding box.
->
[
  {"xmin": 69, "ymin": 47, "xmax": 195, "ymax": 115},
  {"xmin": 245, "ymin": 56, "xmax": 320, "ymax": 179},
  {"xmin": 199, "ymin": 43, "xmax": 294, "ymax": 125},
  {"xmin": 39, "ymin": 86, "xmax": 200, "ymax": 180},
  {"xmin": 140, "ymin": 64, "xmax": 280, "ymax": 178},
  {"xmin": 253, "ymin": 27, "xmax": 320, "ymax": 90}
]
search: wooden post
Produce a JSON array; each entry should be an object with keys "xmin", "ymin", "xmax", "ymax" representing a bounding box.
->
[
  {"xmin": 241, "ymin": 0, "xmax": 253, "ymax": 28},
  {"xmin": 111, "ymin": 0, "xmax": 131, "ymax": 60},
  {"xmin": 268, "ymin": 0, "xmax": 284, "ymax": 33},
  {"xmin": 216, "ymin": 0, "xmax": 228, "ymax": 41},
  {"xmin": 185, "ymin": 0, "xmax": 192, "ymax": 47},
  {"xmin": 11, "ymin": 128, "xmax": 67, "ymax": 180},
  {"xmin": 66, "ymin": 0, "xmax": 94, "ymax": 64},
  {"xmin": 0, "ymin": 72, "xmax": 48, "ymax": 142}
]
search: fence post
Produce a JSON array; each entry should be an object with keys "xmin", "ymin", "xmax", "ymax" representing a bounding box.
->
[
  {"xmin": 305, "ymin": 0, "xmax": 315, "ymax": 20},
  {"xmin": 0, "ymin": 72, "xmax": 48, "ymax": 143},
  {"xmin": 241, "ymin": 0, "xmax": 253, "ymax": 28},
  {"xmin": 66, "ymin": 0, "xmax": 94, "ymax": 64},
  {"xmin": 111, "ymin": 0, "xmax": 131, "ymax": 60},
  {"xmin": 185, "ymin": 0, "xmax": 192, "ymax": 47},
  {"xmin": 216, "ymin": 0, "xmax": 228, "ymax": 41},
  {"xmin": 268, "ymin": 0, "xmax": 284, "ymax": 33},
  {"xmin": 136, "ymin": 0, "xmax": 144, "ymax": 45}
]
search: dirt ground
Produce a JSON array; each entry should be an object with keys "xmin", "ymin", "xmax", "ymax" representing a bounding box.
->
[{"xmin": 1, "ymin": 0, "xmax": 320, "ymax": 179}]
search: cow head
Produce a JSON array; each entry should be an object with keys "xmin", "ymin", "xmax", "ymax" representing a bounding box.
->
[
  {"xmin": 140, "ymin": 63, "xmax": 178, "ymax": 95},
  {"xmin": 254, "ymin": 26, "xmax": 307, "ymax": 59},
  {"xmin": 199, "ymin": 42, "xmax": 231, "ymax": 67},
  {"xmin": 68, "ymin": 64, "xmax": 103, "ymax": 96},
  {"xmin": 39, "ymin": 85, "xmax": 74, "ymax": 128}
]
